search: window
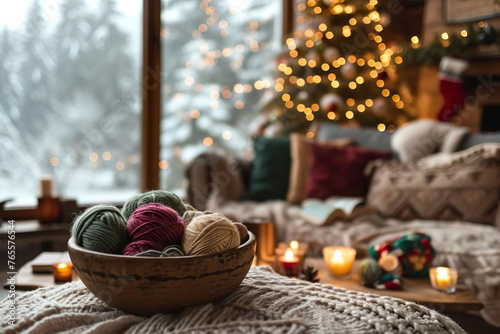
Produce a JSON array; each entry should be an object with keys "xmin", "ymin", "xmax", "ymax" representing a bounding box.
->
[
  {"xmin": 159, "ymin": 0, "xmax": 283, "ymax": 192},
  {"xmin": 0, "ymin": 0, "xmax": 142, "ymax": 206},
  {"xmin": 0, "ymin": 0, "xmax": 285, "ymax": 210}
]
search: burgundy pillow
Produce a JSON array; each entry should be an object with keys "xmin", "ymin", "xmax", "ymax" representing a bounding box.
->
[{"xmin": 306, "ymin": 144, "xmax": 392, "ymax": 199}]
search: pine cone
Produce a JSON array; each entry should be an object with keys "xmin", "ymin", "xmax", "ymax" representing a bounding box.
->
[{"xmin": 301, "ymin": 265, "xmax": 319, "ymax": 283}]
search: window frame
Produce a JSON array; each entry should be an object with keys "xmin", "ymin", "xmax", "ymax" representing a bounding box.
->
[{"xmin": 0, "ymin": 0, "xmax": 294, "ymax": 221}]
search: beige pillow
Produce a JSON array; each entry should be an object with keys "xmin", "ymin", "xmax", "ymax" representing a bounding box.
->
[
  {"xmin": 366, "ymin": 156, "xmax": 500, "ymax": 225},
  {"xmin": 287, "ymin": 133, "xmax": 353, "ymax": 204}
]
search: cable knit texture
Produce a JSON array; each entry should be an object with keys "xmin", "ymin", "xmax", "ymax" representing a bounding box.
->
[{"xmin": 0, "ymin": 266, "xmax": 464, "ymax": 333}]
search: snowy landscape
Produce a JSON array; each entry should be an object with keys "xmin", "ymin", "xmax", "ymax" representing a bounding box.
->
[{"xmin": 0, "ymin": 0, "xmax": 280, "ymax": 205}]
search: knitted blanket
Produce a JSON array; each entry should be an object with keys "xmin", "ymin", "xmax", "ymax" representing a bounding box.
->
[{"xmin": 0, "ymin": 267, "xmax": 464, "ymax": 334}]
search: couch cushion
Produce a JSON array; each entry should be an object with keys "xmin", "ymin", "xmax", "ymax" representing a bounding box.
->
[
  {"xmin": 460, "ymin": 132, "xmax": 500, "ymax": 150},
  {"xmin": 245, "ymin": 136, "xmax": 291, "ymax": 202},
  {"xmin": 366, "ymin": 152, "xmax": 500, "ymax": 225},
  {"xmin": 317, "ymin": 122, "xmax": 393, "ymax": 152},
  {"xmin": 287, "ymin": 133, "xmax": 353, "ymax": 204},
  {"xmin": 306, "ymin": 144, "xmax": 391, "ymax": 199}
]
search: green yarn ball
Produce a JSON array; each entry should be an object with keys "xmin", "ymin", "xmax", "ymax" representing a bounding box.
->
[
  {"xmin": 135, "ymin": 245, "xmax": 185, "ymax": 257},
  {"xmin": 72, "ymin": 204, "xmax": 128, "ymax": 254},
  {"xmin": 358, "ymin": 258, "xmax": 383, "ymax": 287},
  {"xmin": 122, "ymin": 190, "xmax": 187, "ymax": 220}
]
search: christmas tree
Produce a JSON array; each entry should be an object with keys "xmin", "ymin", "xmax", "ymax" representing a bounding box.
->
[{"xmin": 264, "ymin": 0, "xmax": 414, "ymax": 134}]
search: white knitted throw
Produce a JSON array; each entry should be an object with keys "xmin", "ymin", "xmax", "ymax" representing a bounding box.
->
[{"xmin": 0, "ymin": 267, "xmax": 464, "ymax": 334}]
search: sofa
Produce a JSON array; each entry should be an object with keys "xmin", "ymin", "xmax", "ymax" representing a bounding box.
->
[{"xmin": 184, "ymin": 120, "xmax": 500, "ymax": 327}]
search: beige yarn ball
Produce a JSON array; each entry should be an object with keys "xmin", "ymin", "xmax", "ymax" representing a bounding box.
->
[
  {"xmin": 182, "ymin": 213, "xmax": 240, "ymax": 255},
  {"xmin": 182, "ymin": 210, "xmax": 214, "ymax": 226}
]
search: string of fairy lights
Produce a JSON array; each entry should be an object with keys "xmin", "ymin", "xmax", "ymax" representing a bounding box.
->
[
  {"xmin": 173, "ymin": 0, "xmax": 274, "ymax": 154},
  {"xmin": 276, "ymin": 0, "xmax": 406, "ymax": 134},
  {"xmin": 49, "ymin": 0, "xmax": 438, "ymax": 170},
  {"xmin": 49, "ymin": 0, "xmax": 274, "ymax": 171}
]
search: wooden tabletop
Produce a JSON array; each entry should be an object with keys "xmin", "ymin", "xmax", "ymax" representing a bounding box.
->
[
  {"xmin": 3, "ymin": 253, "xmax": 79, "ymax": 291},
  {"xmin": 305, "ymin": 258, "xmax": 483, "ymax": 313}
]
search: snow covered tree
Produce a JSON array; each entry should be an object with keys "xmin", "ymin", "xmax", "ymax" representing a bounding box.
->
[
  {"xmin": 264, "ymin": 0, "xmax": 414, "ymax": 134},
  {"xmin": 0, "ymin": 29, "xmax": 19, "ymax": 119},
  {"xmin": 16, "ymin": 0, "xmax": 55, "ymax": 150},
  {"xmin": 160, "ymin": 0, "xmax": 280, "ymax": 189}
]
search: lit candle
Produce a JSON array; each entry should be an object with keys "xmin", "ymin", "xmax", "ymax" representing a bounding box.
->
[
  {"xmin": 323, "ymin": 246, "xmax": 356, "ymax": 279},
  {"xmin": 430, "ymin": 267, "xmax": 457, "ymax": 293},
  {"xmin": 290, "ymin": 240, "xmax": 299, "ymax": 252},
  {"xmin": 53, "ymin": 262, "xmax": 73, "ymax": 283},
  {"xmin": 279, "ymin": 249, "xmax": 300, "ymax": 277}
]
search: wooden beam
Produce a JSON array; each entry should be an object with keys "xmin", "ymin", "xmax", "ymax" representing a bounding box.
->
[
  {"xmin": 282, "ymin": 0, "xmax": 294, "ymax": 41},
  {"xmin": 141, "ymin": 0, "xmax": 161, "ymax": 192}
]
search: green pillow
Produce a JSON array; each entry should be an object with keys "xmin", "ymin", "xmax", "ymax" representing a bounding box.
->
[{"xmin": 245, "ymin": 136, "xmax": 291, "ymax": 201}]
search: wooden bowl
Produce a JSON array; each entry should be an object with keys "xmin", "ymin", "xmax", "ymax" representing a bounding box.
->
[{"xmin": 67, "ymin": 232, "xmax": 256, "ymax": 315}]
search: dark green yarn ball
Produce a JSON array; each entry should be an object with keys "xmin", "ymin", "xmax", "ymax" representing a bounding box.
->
[
  {"xmin": 358, "ymin": 258, "xmax": 383, "ymax": 287},
  {"xmin": 122, "ymin": 190, "xmax": 187, "ymax": 220},
  {"xmin": 72, "ymin": 204, "xmax": 128, "ymax": 254}
]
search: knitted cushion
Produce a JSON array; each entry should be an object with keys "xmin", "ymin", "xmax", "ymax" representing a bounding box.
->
[
  {"xmin": 366, "ymin": 154, "xmax": 500, "ymax": 225},
  {"xmin": 307, "ymin": 144, "xmax": 391, "ymax": 199},
  {"xmin": 287, "ymin": 133, "xmax": 353, "ymax": 204}
]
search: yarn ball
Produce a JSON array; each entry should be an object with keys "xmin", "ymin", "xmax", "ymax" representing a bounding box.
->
[
  {"xmin": 124, "ymin": 240, "xmax": 164, "ymax": 256},
  {"xmin": 182, "ymin": 213, "xmax": 240, "ymax": 256},
  {"xmin": 72, "ymin": 204, "xmax": 128, "ymax": 254},
  {"xmin": 358, "ymin": 258, "xmax": 383, "ymax": 287},
  {"xmin": 161, "ymin": 245, "xmax": 186, "ymax": 257},
  {"xmin": 122, "ymin": 190, "xmax": 187, "ymax": 220},
  {"xmin": 125, "ymin": 203, "xmax": 185, "ymax": 255},
  {"xmin": 134, "ymin": 245, "xmax": 185, "ymax": 257},
  {"xmin": 182, "ymin": 210, "xmax": 214, "ymax": 226},
  {"xmin": 233, "ymin": 223, "xmax": 248, "ymax": 244},
  {"xmin": 369, "ymin": 232, "xmax": 435, "ymax": 278}
]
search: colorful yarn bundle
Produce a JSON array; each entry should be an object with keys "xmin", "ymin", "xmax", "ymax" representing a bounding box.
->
[
  {"xmin": 122, "ymin": 190, "xmax": 187, "ymax": 220},
  {"xmin": 72, "ymin": 205, "xmax": 128, "ymax": 254},
  {"xmin": 73, "ymin": 190, "xmax": 248, "ymax": 258},
  {"xmin": 369, "ymin": 232, "xmax": 435, "ymax": 278},
  {"xmin": 123, "ymin": 203, "xmax": 185, "ymax": 256},
  {"xmin": 182, "ymin": 213, "xmax": 240, "ymax": 256}
]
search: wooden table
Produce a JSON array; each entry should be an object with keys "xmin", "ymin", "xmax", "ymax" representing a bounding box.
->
[
  {"xmin": 3, "ymin": 253, "xmax": 79, "ymax": 291},
  {"xmin": 305, "ymin": 258, "xmax": 482, "ymax": 313}
]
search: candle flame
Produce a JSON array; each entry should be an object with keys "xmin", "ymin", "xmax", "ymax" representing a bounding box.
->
[
  {"xmin": 285, "ymin": 249, "xmax": 294, "ymax": 261},
  {"xmin": 290, "ymin": 241, "xmax": 299, "ymax": 250},
  {"xmin": 436, "ymin": 267, "xmax": 449, "ymax": 278},
  {"xmin": 56, "ymin": 263, "xmax": 68, "ymax": 269},
  {"xmin": 333, "ymin": 249, "xmax": 343, "ymax": 262}
]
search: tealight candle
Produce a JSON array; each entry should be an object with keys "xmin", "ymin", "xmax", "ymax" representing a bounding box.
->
[
  {"xmin": 276, "ymin": 240, "xmax": 308, "ymax": 268},
  {"xmin": 279, "ymin": 249, "xmax": 300, "ymax": 277},
  {"xmin": 430, "ymin": 267, "xmax": 457, "ymax": 293},
  {"xmin": 323, "ymin": 246, "xmax": 356, "ymax": 279},
  {"xmin": 53, "ymin": 262, "xmax": 73, "ymax": 284}
]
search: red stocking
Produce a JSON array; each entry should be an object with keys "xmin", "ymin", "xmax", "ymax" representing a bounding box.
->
[
  {"xmin": 437, "ymin": 78, "xmax": 466, "ymax": 122},
  {"xmin": 436, "ymin": 57, "xmax": 469, "ymax": 122}
]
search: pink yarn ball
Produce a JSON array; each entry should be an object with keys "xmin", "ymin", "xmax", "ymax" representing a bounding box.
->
[
  {"xmin": 124, "ymin": 203, "xmax": 185, "ymax": 255},
  {"xmin": 123, "ymin": 240, "xmax": 163, "ymax": 256}
]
